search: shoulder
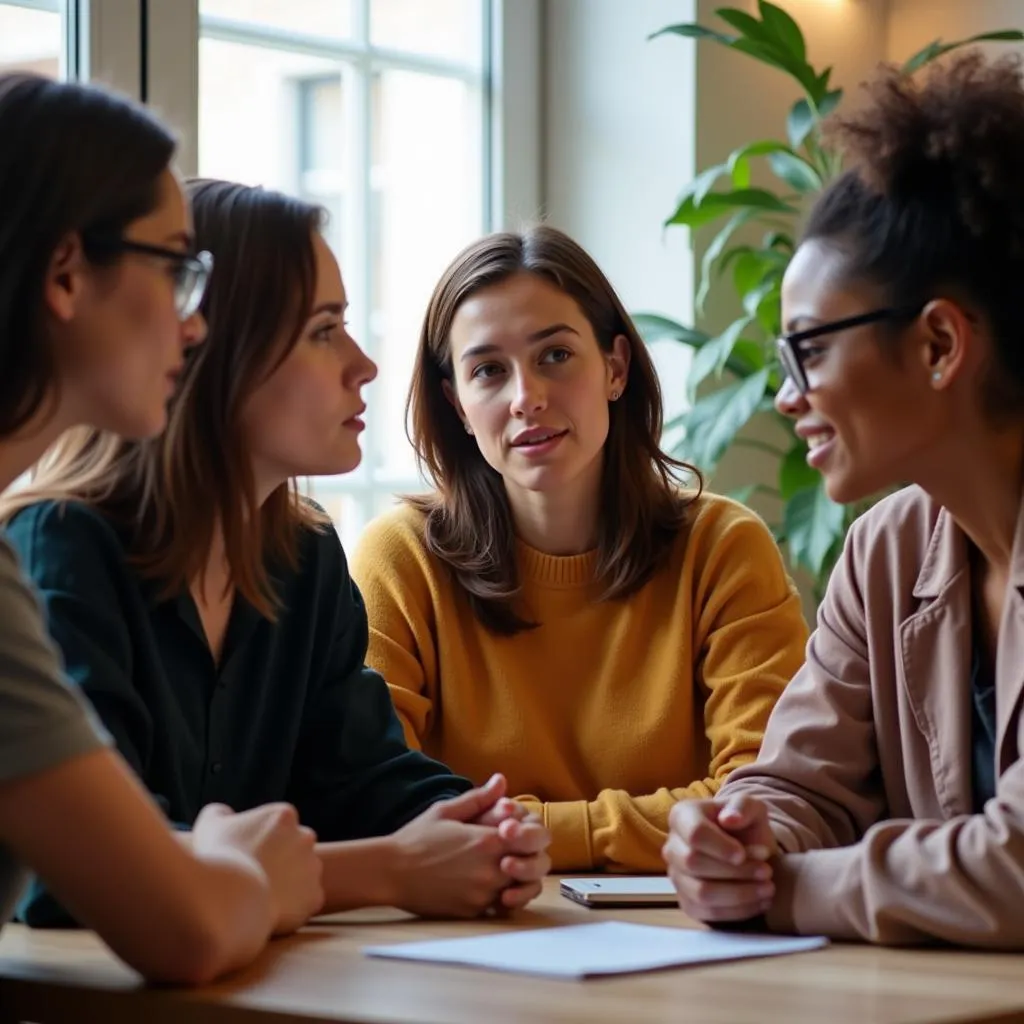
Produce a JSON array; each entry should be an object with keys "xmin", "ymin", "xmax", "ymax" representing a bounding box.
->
[
  {"xmin": 681, "ymin": 490, "xmax": 781, "ymax": 560},
  {"xmin": 351, "ymin": 501, "xmax": 436, "ymax": 583},
  {"xmin": 4, "ymin": 500, "xmax": 129, "ymax": 580},
  {"xmin": 846, "ymin": 485, "xmax": 939, "ymax": 555}
]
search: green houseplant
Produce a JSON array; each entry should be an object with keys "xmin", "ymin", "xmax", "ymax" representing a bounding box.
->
[{"xmin": 640, "ymin": 2, "xmax": 1022, "ymax": 597}]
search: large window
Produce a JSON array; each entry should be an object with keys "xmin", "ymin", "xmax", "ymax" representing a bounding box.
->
[
  {"xmin": 0, "ymin": 0, "xmax": 66, "ymax": 78},
  {"xmin": 197, "ymin": 0, "xmax": 490, "ymax": 549}
]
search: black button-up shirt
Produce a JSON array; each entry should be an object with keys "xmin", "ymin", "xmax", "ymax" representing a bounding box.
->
[{"xmin": 7, "ymin": 500, "xmax": 470, "ymax": 925}]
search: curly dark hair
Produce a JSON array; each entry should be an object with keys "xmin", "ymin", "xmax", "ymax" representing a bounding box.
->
[{"xmin": 803, "ymin": 50, "xmax": 1024, "ymax": 417}]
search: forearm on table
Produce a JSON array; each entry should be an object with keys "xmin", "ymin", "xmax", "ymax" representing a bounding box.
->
[{"xmin": 316, "ymin": 839, "xmax": 400, "ymax": 913}]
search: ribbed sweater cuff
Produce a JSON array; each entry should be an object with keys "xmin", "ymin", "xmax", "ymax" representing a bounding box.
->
[{"xmin": 544, "ymin": 800, "xmax": 594, "ymax": 871}]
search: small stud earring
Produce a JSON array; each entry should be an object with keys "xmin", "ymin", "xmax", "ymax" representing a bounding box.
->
[
  {"xmin": 932, "ymin": 371, "xmax": 942, "ymax": 383},
  {"xmin": 464, "ymin": 423, "xmax": 473, "ymax": 434},
  {"xmin": 610, "ymin": 390, "xmax": 620, "ymax": 401}
]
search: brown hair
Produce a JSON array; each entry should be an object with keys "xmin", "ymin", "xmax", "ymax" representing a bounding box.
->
[
  {"xmin": 0, "ymin": 72, "xmax": 175, "ymax": 437},
  {"xmin": 0, "ymin": 180, "xmax": 329, "ymax": 617},
  {"xmin": 406, "ymin": 225, "xmax": 701, "ymax": 635},
  {"xmin": 805, "ymin": 51, "xmax": 1024, "ymax": 418}
]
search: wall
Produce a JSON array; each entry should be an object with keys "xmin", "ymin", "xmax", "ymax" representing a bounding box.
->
[
  {"xmin": 543, "ymin": 0, "xmax": 699, "ymax": 420},
  {"xmin": 887, "ymin": 0, "xmax": 1024, "ymax": 63}
]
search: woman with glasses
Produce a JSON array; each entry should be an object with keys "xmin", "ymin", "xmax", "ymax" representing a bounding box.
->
[
  {"xmin": 665, "ymin": 51, "xmax": 1024, "ymax": 948},
  {"xmin": 350, "ymin": 224, "xmax": 809, "ymax": 873},
  {"xmin": 3, "ymin": 179, "xmax": 551, "ymax": 925},
  {"xmin": 0, "ymin": 73, "xmax": 325, "ymax": 982}
]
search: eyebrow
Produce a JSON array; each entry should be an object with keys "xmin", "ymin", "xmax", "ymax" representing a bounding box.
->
[
  {"xmin": 459, "ymin": 322, "xmax": 580, "ymax": 362},
  {"xmin": 310, "ymin": 302, "xmax": 345, "ymax": 317},
  {"xmin": 784, "ymin": 315, "xmax": 821, "ymax": 334}
]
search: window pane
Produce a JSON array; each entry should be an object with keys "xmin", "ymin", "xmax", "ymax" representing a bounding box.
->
[
  {"xmin": 303, "ymin": 484, "xmax": 366, "ymax": 553},
  {"xmin": 369, "ymin": 69, "xmax": 483, "ymax": 483},
  {"xmin": 370, "ymin": 0, "xmax": 482, "ymax": 66},
  {"xmin": 0, "ymin": 3, "xmax": 61, "ymax": 78},
  {"xmin": 201, "ymin": 0, "xmax": 353, "ymax": 40},
  {"xmin": 199, "ymin": 37, "xmax": 341, "ymax": 192}
]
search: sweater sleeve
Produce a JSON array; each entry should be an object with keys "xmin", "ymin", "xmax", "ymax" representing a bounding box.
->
[
  {"xmin": 350, "ymin": 510, "xmax": 438, "ymax": 752},
  {"xmin": 520, "ymin": 503, "xmax": 810, "ymax": 872}
]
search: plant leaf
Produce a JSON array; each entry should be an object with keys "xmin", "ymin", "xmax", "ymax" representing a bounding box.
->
[
  {"xmin": 787, "ymin": 88, "xmax": 842, "ymax": 149},
  {"xmin": 632, "ymin": 313, "xmax": 710, "ymax": 348},
  {"xmin": 715, "ymin": 7, "xmax": 778, "ymax": 45},
  {"xmin": 758, "ymin": 0, "xmax": 806, "ymax": 62},
  {"xmin": 779, "ymin": 442, "xmax": 818, "ymax": 500},
  {"xmin": 696, "ymin": 208, "xmax": 762, "ymax": 315},
  {"xmin": 767, "ymin": 150, "xmax": 822, "ymax": 193},
  {"xmin": 667, "ymin": 187, "xmax": 797, "ymax": 232},
  {"xmin": 727, "ymin": 139, "xmax": 790, "ymax": 188},
  {"xmin": 687, "ymin": 316, "xmax": 753, "ymax": 401},
  {"xmin": 732, "ymin": 339, "xmax": 767, "ymax": 372},
  {"xmin": 784, "ymin": 480, "xmax": 846, "ymax": 576},
  {"xmin": 902, "ymin": 30, "xmax": 1024, "ymax": 75},
  {"xmin": 676, "ymin": 369, "xmax": 770, "ymax": 470},
  {"xmin": 729, "ymin": 37, "xmax": 824, "ymax": 103},
  {"xmin": 649, "ymin": 23, "xmax": 736, "ymax": 45}
]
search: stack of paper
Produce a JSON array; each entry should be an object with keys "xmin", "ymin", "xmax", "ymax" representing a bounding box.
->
[{"xmin": 364, "ymin": 921, "xmax": 828, "ymax": 979}]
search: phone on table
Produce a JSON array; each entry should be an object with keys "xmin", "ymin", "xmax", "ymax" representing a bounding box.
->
[{"xmin": 559, "ymin": 877, "xmax": 678, "ymax": 908}]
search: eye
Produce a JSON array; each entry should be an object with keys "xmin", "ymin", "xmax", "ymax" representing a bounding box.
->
[
  {"xmin": 471, "ymin": 362, "xmax": 503, "ymax": 380},
  {"xmin": 541, "ymin": 346, "xmax": 573, "ymax": 365},
  {"xmin": 309, "ymin": 321, "xmax": 338, "ymax": 344},
  {"xmin": 796, "ymin": 340, "xmax": 829, "ymax": 361}
]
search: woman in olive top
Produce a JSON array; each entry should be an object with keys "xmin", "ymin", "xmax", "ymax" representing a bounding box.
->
[
  {"xmin": 0, "ymin": 74, "xmax": 324, "ymax": 983},
  {"xmin": 3, "ymin": 180, "xmax": 550, "ymax": 925},
  {"xmin": 351, "ymin": 225, "xmax": 809, "ymax": 873},
  {"xmin": 666, "ymin": 52, "xmax": 1024, "ymax": 948}
]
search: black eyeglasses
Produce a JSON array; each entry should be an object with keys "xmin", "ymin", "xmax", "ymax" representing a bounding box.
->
[
  {"xmin": 83, "ymin": 237, "xmax": 213, "ymax": 321},
  {"xmin": 776, "ymin": 304, "xmax": 923, "ymax": 395}
]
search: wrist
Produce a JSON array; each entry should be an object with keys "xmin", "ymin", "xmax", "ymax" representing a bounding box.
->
[{"xmin": 317, "ymin": 838, "xmax": 405, "ymax": 911}]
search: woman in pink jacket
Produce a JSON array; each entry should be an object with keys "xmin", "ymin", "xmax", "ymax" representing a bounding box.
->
[{"xmin": 665, "ymin": 51, "xmax": 1024, "ymax": 948}]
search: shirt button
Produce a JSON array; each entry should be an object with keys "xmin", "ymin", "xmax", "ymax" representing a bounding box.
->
[{"xmin": 210, "ymin": 761, "xmax": 223, "ymax": 775}]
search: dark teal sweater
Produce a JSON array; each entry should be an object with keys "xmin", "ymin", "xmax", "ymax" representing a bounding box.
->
[{"xmin": 6, "ymin": 500, "xmax": 470, "ymax": 926}]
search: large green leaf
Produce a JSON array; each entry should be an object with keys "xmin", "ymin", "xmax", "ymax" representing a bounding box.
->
[
  {"xmin": 758, "ymin": 1, "xmax": 805, "ymax": 62},
  {"xmin": 902, "ymin": 30, "xmax": 1024, "ymax": 75},
  {"xmin": 687, "ymin": 316, "xmax": 752, "ymax": 400},
  {"xmin": 767, "ymin": 150, "xmax": 822, "ymax": 193},
  {"xmin": 696, "ymin": 207, "xmax": 763, "ymax": 314},
  {"xmin": 779, "ymin": 442, "xmax": 818, "ymax": 500},
  {"xmin": 715, "ymin": 8, "xmax": 781, "ymax": 47},
  {"xmin": 784, "ymin": 480, "xmax": 846, "ymax": 576},
  {"xmin": 677, "ymin": 369, "xmax": 771, "ymax": 469},
  {"xmin": 632, "ymin": 313, "xmax": 710, "ymax": 348},
  {"xmin": 732, "ymin": 339, "xmax": 767, "ymax": 372},
  {"xmin": 729, "ymin": 37, "xmax": 824, "ymax": 103},
  {"xmin": 727, "ymin": 139, "xmax": 791, "ymax": 188},
  {"xmin": 649, "ymin": 23, "xmax": 736, "ymax": 45},
  {"xmin": 667, "ymin": 187, "xmax": 798, "ymax": 230},
  {"xmin": 787, "ymin": 89, "xmax": 842, "ymax": 150}
]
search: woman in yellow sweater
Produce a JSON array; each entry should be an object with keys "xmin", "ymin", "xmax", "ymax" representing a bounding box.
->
[{"xmin": 351, "ymin": 225, "xmax": 809, "ymax": 872}]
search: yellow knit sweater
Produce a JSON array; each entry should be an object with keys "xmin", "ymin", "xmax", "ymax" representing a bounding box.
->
[{"xmin": 351, "ymin": 492, "xmax": 808, "ymax": 872}]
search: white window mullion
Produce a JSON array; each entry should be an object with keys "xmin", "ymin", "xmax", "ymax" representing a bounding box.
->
[
  {"xmin": 77, "ymin": 0, "xmax": 142, "ymax": 99},
  {"xmin": 145, "ymin": 0, "xmax": 199, "ymax": 176}
]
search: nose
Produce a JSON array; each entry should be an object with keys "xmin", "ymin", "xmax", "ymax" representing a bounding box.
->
[
  {"xmin": 509, "ymin": 368, "xmax": 547, "ymax": 417},
  {"xmin": 181, "ymin": 308, "xmax": 207, "ymax": 352},
  {"xmin": 775, "ymin": 374, "xmax": 809, "ymax": 419},
  {"xmin": 341, "ymin": 333, "xmax": 378, "ymax": 387}
]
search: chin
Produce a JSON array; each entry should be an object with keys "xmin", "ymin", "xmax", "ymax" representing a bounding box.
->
[
  {"xmin": 104, "ymin": 405, "xmax": 168, "ymax": 441},
  {"xmin": 821, "ymin": 470, "xmax": 872, "ymax": 506}
]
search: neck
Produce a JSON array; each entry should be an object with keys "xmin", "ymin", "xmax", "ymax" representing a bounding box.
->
[
  {"xmin": 0, "ymin": 406, "xmax": 73, "ymax": 494},
  {"xmin": 505, "ymin": 462, "xmax": 602, "ymax": 555},
  {"xmin": 915, "ymin": 420, "xmax": 1024, "ymax": 575}
]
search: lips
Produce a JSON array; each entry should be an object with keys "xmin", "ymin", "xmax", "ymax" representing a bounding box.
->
[{"xmin": 511, "ymin": 427, "xmax": 568, "ymax": 447}]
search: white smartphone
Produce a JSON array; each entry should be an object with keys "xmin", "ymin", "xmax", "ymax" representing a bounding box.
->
[{"xmin": 559, "ymin": 876, "xmax": 678, "ymax": 908}]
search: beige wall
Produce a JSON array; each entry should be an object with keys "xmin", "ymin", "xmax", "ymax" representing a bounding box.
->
[{"xmin": 887, "ymin": 0, "xmax": 1024, "ymax": 62}]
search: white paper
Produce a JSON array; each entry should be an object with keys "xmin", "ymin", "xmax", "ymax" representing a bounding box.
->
[{"xmin": 363, "ymin": 921, "xmax": 828, "ymax": 979}]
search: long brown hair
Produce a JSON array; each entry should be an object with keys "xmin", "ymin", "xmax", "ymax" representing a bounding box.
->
[
  {"xmin": 406, "ymin": 225, "xmax": 702, "ymax": 635},
  {"xmin": 0, "ymin": 73, "xmax": 175, "ymax": 437},
  {"xmin": 0, "ymin": 180, "xmax": 329, "ymax": 617}
]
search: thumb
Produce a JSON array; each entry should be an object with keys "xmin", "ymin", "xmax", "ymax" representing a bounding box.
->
[
  {"xmin": 434, "ymin": 774, "xmax": 507, "ymax": 822},
  {"xmin": 717, "ymin": 796, "xmax": 773, "ymax": 856},
  {"xmin": 195, "ymin": 802, "xmax": 234, "ymax": 823}
]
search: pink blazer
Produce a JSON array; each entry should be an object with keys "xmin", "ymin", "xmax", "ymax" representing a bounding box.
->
[{"xmin": 722, "ymin": 484, "xmax": 1024, "ymax": 947}]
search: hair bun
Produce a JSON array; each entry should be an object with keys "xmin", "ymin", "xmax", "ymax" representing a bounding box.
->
[{"xmin": 825, "ymin": 51, "xmax": 1024, "ymax": 251}]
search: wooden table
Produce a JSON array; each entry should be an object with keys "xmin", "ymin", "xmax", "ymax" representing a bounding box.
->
[{"xmin": 2, "ymin": 878, "xmax": 1024, "ymax": 1024}]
